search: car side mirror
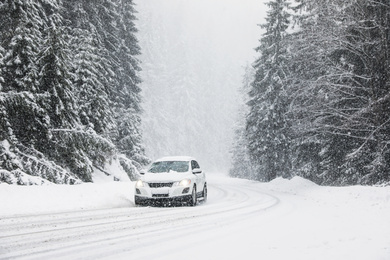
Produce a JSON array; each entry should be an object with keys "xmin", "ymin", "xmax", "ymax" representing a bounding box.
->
[
  {"xmin": 140, "ymin": 169, "xmax": 146, "ymax": 175},
  {"xmin": 192, "ymin": 168, "xmax": 202, "ymax": 174}
]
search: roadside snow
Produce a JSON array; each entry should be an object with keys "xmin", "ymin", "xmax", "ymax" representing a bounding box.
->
[
  {"xmin": 0, "ymin": 179, "xmax": 134, "ymax": 217},
  {"xmin": 1, "ymin": 174, "xmax": 389, "ymax": 259}
]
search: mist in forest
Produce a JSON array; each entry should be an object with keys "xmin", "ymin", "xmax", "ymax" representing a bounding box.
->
[{"xmin": 135, "ymin": 0, "xmax": 266, "ymax": 172}]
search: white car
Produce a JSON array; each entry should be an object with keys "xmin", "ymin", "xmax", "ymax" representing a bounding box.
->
[{"xmin": 134, "ymin": 156, "xmax": 207, "ymax": 206}]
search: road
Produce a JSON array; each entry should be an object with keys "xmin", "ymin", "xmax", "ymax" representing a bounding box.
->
[{"xmin": 1, "ymin": 175, "xmax": 389, "ymax": 260}]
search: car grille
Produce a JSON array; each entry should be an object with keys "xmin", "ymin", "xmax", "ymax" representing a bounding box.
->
[
  {"xmin": 148, "ymin": 182, "xmax": 174, "ymax": 188},
  {"xmin": 152, "ymin": 194, "xmax": 169, "ymax": 198}
]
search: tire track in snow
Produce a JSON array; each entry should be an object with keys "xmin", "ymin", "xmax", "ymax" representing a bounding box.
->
[{"xmin": 0, "ymin": 177, "xmax": 284, "ymax": 260}]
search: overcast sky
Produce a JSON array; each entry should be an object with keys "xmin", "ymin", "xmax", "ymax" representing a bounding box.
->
[{"xmin": 136, "ymin": 0, "xmax": 266, "ymax": 63}]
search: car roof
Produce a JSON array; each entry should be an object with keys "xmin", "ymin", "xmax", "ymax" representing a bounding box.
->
[{"xmin": 155, "ymin": 156, "xmax": 196, "ymax": 162}]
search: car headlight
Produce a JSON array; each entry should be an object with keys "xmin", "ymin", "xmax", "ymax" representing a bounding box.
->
[
  {"xmin": 178, "ymin": 179, "xmax": 191, "ymax": 186},
  {"xmin": 136, "ymin": 180, "xmax": 145, "ymax": 187}
]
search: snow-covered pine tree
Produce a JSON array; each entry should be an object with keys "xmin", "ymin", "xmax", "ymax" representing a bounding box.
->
[
  {"xmin": 230, "ymin": 64, "xmax": 255, "ymax": 179},
  {"xmin": 0, "ymin": 44, "xmax": 4, "ymax": 89},
  {"xmin": 0, "ymin": 0, "xmax": 48, "ymax": 173},
  {"xmin": 36, "ymin": 11, "xmax": 95, "ymax": 181},
  {"xmin": 38, "ymin": 12, "xmax": 77, "ymax": 128},
  {"xmin": 287, "ymin": 0, "xmax": 350, "ymax": 185},
  {"xmin": 65, "ymin": 0, "xmax": 149, "ymax": 173},
  {"xmin": 1, "ymin": 0, "xmax": 148, "ymax": 184},
  {"xmin": 0, "ymin": 0, "xmax": 42, "ymax": 93},
  {"xmin": 0, "ymin": 0, "xmax": 48, "ymax": 148},
  {"xmin": 63, "ymin": 0, "xmax": 116, "ymax": 135},
  {"xmin": 0, "ymin": 45, "xmax": 18, "ymax": 182},
  {"xmin": 61, "ymin": 0, "xmax": 123, "ymax": 175},
  {"xmin": 71, "ymin": 29, "xmax": 114, "ymax": 135},
  {"xmin": 62, "ymin": 0, "xmax": 148, "ymax": 179},
  {"xmin": 112, "ymin": 0, "xmax": 150, "ymax": 168},
  {"xmin": 288, "ymin": 0, "xmax": 390, "ymax": 185},
  {"xmin": 0, "ymin": 45, "xmax": 8, "ymax": 142},
  {"xmin": 339, "ymin": 0, "xmax": 390, "ymax": 185},
  {"xmin": 246, "ymin": 0, "xmax": 292, "ymax": 181},
  {"xmin": 0, "ymin": 0, "xmax": 80, "ymax": 184}
]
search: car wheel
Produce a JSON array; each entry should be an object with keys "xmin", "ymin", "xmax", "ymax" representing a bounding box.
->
[
  {"xmin": 189, "ymin": 185, "xmax": 197, "ymax": 206},
  {"xmin": 202, "ymin": 183, "xmax": 207, "ymax": 203},
  {"xmin": 134, "ymin": 196, "xmax": 143, "ymax": 206},
  {"xmin": 134, "ymin": 196, "xmax": 140, "ymax": 206}
]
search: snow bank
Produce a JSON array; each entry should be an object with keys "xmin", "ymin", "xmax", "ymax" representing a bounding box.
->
[
  {"xmin": 0, "ymin": 181, "xmax": 135, "ymax": 217},
  {"xmin": 265, "ymin": 176, "xmax": 390, "ymax": 208},
  {"xmin": 92, "ymin": 157, "xmax": 132, "ymax": 183}
]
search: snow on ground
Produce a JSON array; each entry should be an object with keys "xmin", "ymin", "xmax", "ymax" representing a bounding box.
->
[
  {"xmin": 1, "ymin": 174, "xmax": 389, "ymax": 259},
  {"xmin": 0, "ymin": 181, "xmax": 133, "ymax": 217}
]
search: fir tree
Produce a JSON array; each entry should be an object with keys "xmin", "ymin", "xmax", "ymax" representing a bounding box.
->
[
  {"xmin": 0, "ymin": 0, "xmax": 148, "ymax": 184},
  {"xmin": 71, "ymin": 28, "xmax": 114, "ymax": 134},
  {"xmin": 38, "ymin": 15, "xmax": 77, "ymax": 129},
  {"xmin": 246, "ymin": 0, "xmax": 292, "ymax": 181},
  {"xmin": 287, "ymin": 0, "xmax": 350, "ymax": 184},
  {"xmin": 114, "ymin": 0, "xmax": 149, "ymax": 167},
  {"xmin": 339, "ymin": 0, "xmax": 390, "ymax": 184},
  {"xmin": 63, "ymin": 0, "xmax": 115, "ymax": 135},
  {"xmin": 36, "ymin": 12, "xmax": 90, "ymax": 179},
  {"xmin": 0, "ymin": 0, "xmax": 43, "ymax": 92},
  {"xmin": 0, "ymin": 0, "xmax": 49, "ymax": 161},
  {"xmin": 230, "ymin": 65, "xmax": 255, "ymax": 179},
  {"xmin": 288, "ymin": 0, "xmax": 390, "ymax": 185}
]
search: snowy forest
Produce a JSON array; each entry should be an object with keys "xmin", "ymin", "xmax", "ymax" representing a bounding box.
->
[
  {"xmin": 230, "ymin": 0, "xmax": 390, "ymax": 185},
  {"xmin": 1, "ymin": 0, "xmax": 389, "ymax": 187},
  {"xmin": 0, "ymin": 0, "xmax": 149, "ymax": 185}
]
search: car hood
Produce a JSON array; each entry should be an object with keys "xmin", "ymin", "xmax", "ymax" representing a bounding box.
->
[{"xmin": 142, "ymin": 171, "xmax": 193, "ymax": 183}]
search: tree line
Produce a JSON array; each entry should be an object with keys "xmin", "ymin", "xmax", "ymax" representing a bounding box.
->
[
  {"xmin": 230, "ymin": 0, "xmax": 390, "ymax": 185},
  {"xmin": 0, "ymin": 0, "xmax": 149, "ymax": 184}
]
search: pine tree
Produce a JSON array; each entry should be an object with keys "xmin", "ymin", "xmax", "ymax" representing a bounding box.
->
[
  {"xmin": 0, "ymin": 0, "xmax": 48, "ymax": 157},
  {"xmin": 287, "ymin": 0, "xmax": 350, "ymax": 184},
  {"xmin": 246, "ymin": 0, "xmax": 292, "ymax": 181},
  {"xmin": 0, "ymin": 0, "xmax": 42, "ymax": 93},
  {"xmin": 71, "ymin": 28, "xmax": 114, "ymax": 135},
  {"xmin": 0, "ymin": 0, "xmax": 148, "ymax": 184},
  {"xmin": 230, "ymin": 65, "xmax": 255, "ymax": 179},
  {"xmin": 0, "ymin": 45, "xmax": 9, "ymax": 142},
  {"xmin": 63, "ymin": 0, "xmax": 149, "ymax": 176},
  {"xmin": 0, "ymin": 0, "xmax": 81, "ymax": 184},
  {"xmin": 113, "ymin": 0, "xmax": 149, "ymax": 168},
  {"xmin": 0, "ymin": 0, "xmax": 48, "ymax": 147},
  {"xmin": 39, "ymin": 18, "xmax": 77, "ymax": 128},
  {"xmin": 62, "ymin": 0, "xmax": 113, "ymax": 134},
  {"xmin": 288, "ymin": 0, "xmax": 390, "ymax": 185},
  {"xmin": 339, "ymin": 0, "xmax": 390, "ymax": 184},
  {"xmin": 35, "ymin": 11, "xmax": 100, "ymax": 182},
  {"xmin": 0, "ymin": 45, "xmax": 4, "ymax": 90}
]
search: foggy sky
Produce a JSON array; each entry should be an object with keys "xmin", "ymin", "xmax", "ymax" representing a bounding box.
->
[{"xmin": 135, "ymin": 0, "xmax": 267, "ymax": 172}]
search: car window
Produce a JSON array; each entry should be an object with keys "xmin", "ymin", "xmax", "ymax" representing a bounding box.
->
[
  {"xmin": 191, "ymin": 160, "xmax": 200, "ymax": 170},
  {"xmin": 149, "ymin": 161, "xmax": 189, "ymax": 173}
]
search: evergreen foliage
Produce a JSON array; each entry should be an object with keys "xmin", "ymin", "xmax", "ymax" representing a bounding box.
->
[
  {"xmin": 230, "ymin": 65, "xmax": 255, "ymax": 180},
  {"xmin": 233, "ymin": 0, "xmax": 390, "ymax": 185},
  {"xmin": 245, "ymin": 0, "xmax": 292, "ymax": 181},
  {"xmin": 0, "ymin": 0, "xmax": 148, "ymax": 185}
]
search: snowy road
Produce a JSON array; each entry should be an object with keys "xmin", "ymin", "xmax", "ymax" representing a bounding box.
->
[{"xmin": 1, "ymin": 175, "xmax": 390, "ymax": 260}]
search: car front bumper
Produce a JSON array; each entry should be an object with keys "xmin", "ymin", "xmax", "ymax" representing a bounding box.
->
[{"xmin": 134, "ymin": 194, "xmax": 193, "ymax": 206}]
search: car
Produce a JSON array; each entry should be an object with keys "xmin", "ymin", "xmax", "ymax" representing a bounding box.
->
[{"xmin": 134, "ymin": 156, "xmax": 207, "ymax": 206}]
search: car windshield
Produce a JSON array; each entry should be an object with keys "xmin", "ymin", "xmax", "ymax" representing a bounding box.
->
[{"xmin": 148, "ymin": 161, "xmax": 189, "ymax": 173}]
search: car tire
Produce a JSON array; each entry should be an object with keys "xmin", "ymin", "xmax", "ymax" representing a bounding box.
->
[
  {"xmin": 202, "ymin": 183, "xmax": 207, "ymax": 203},
  {"xmin": 189, "ymin": 185, "xmax": 197, "ymax": 207},
  {"xmin": 134, "ymin": 196, "xmax": 142, "ymax": 206}
]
